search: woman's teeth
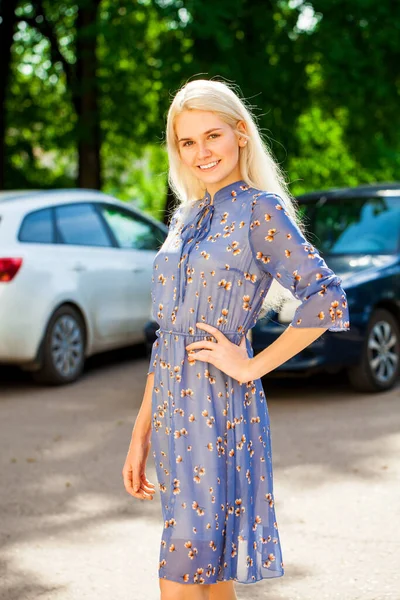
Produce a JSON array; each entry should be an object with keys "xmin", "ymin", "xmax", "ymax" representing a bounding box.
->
[{"xmin": 198, "ymin": 160, "xmax": 220, "ymax": 170}]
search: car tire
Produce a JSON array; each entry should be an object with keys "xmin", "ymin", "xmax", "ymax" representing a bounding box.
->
[
  {"xmin": 347, "ymin": 308, "xmax": 400, "ymax": 393},
  {"xmin": 32, "ymin": 305, "xmax": 86, "ymax": 386}
]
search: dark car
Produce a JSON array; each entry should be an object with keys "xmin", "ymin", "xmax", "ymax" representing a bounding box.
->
[{"xmin": 145, "ymin": 183, "xmax": 400, "ymax": 393}]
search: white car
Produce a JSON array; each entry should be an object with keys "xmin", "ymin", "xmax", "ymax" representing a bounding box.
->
[{"xmin": 0, "ymin": 189, "xmax": 167, "ymax": 385}]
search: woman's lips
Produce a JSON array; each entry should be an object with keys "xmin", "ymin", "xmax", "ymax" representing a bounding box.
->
[{"xmin": 197, "ymin": 160, "xmax": 221, "ymax": 172}]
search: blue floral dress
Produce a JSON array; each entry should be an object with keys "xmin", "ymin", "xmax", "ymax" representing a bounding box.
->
[{"xmin": 148, "ymin": 180, "xmax": 349, "ymax": 585}]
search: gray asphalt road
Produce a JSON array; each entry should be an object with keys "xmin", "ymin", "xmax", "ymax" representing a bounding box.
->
[{"xmin": 1, "ymin": 352, "xmax": 399, "ymax": 600}]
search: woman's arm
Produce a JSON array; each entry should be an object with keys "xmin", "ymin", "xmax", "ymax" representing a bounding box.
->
[
  {"xmin": 248, "ymin": 325, "xmax": 327, "ymax": 381},
  {"xmin": 245, "ymin": 191, "xmax": 349, "ymax": 380},
  {"xmin": 248, "ymin": 192, "xmax": 350, "ymax": 332},
  {"xmin": 187, "ymin": 191, "xmax": 350, "ymax": 383},
  {"xmin": 131, "ymin": 371, "xmax": 154, "ymax": 443},
  {"xmin": 187, "ymin": 322, "xmax": 329, "ymax": 385},
  {"xmin": 122, "ymin": 371, "xmax": 155, "ymax": 501}
]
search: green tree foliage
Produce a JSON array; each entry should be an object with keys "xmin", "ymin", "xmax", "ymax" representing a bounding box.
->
[
  {"xmin": 3, "ymin": 0, "xmax": 399, "ymax": 215},
  {"xmin": 152, "ymin": 0, "xmax": 400, "ymax": 196},
  {"xmin": 7, "ymin": 6, "xmax": 76, "ymax": 188},
  {"xmin": 309, "ymin": 0, "xmax": 400, "ymax": 158}
]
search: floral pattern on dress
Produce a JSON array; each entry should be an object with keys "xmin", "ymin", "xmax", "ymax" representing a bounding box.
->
[{"xmin": 147, "ymin": 179, "xmax": 349, "ymax": 585}]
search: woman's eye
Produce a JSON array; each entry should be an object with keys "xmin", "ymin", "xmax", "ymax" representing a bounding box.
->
[{"xmin": 182, "ymin": 134, "xmax": 220, "ymax": 147}]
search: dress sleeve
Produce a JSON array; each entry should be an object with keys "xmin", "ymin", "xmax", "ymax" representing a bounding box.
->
[{"xmin": 248, "ymin": 192, "xmax": 350, "ymax": 331}]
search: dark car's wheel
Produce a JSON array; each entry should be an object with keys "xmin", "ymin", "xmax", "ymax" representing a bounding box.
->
[
  {"xmin": 32, "ymin": 305, "xmax": 86, "ymax": 385},
  {"xmin": 347, "ymin": 309, "xmax": 399, "ymax": 393}
]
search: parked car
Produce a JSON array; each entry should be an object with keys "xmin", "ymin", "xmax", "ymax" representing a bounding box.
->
[
  {"xmin": 144, "ymin": 183, "xmax": 400, "ymax": 393},
  {"xmin": 0, "ymin": 189, "xmax": 168, "ymax": 385}
]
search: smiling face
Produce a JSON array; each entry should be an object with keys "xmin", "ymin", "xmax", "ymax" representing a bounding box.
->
[{"xmin": 174, "ymin": 110, "xmax": 247, "ymax": 200}]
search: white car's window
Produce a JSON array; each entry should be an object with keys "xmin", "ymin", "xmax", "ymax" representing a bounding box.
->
[
  {"xmin": 55, "ymin": 203, "xmax": 112, "ymax": 247},
  {"xmin": 19, "ymin": 208, "xmax": 54, "ymax": 243},
  {"xmin": 100, "ymin": 205, "xmax": 163, "ymax": 250}
]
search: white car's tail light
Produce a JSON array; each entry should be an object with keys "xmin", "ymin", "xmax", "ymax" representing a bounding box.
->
[{"xmin": 0, "ymin": 258, "xmax": 23, "ymax": 282}]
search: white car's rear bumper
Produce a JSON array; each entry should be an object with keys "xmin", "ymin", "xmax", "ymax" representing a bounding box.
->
[{"xmin": 0, "ymin": 281, "xmax": 48, "ymax": 364}]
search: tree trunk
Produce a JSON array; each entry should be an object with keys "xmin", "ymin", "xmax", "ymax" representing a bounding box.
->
[
  {"xmin": 0, "ymin": 0, "xmax": 19, "ymax": 189},
  {"xmin": 76, "ymin": 0, "xmax": 101, "ymax": 189}
]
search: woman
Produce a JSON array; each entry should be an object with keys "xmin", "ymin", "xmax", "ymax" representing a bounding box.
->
[{"xmin": 123, "ymin": 79, "xmax": 350, "ymax": 600}]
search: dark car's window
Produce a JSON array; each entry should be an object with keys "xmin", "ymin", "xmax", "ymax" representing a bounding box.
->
[
  {"xmin": 302, "ymin": 196, "xmax": 400, "ymax": 254},
  {"xmin": 55, "ymin": 203, "xmax": 112, "ymax": 247},
  {"xmin": 100, "ymin": 205, "xmax": 166, "ymax": 250},
  {"xmin": 19, "ymin": 208, "xmax": 54, "ymax": 243}
]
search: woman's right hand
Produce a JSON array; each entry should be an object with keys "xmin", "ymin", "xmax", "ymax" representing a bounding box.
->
[{"xmin": 122, "ymin": 436, "xmax": 156, "ymax": 501}]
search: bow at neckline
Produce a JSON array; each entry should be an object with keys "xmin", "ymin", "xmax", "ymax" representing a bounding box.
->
[
  {"xmin": 175, "ymin": 180, "xmax": 250, "ymax": 306},
  {"xmin": 177, "ymin": 198, "xmax": 215, "ymax": 305}
]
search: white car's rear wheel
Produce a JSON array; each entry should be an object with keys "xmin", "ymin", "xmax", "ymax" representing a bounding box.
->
[{"xmin": 32, "ymin": 305, "xmax": 86, "ymax": 385}]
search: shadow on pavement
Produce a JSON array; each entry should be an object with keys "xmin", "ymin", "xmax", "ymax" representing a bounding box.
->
[{"xmin": 0, "ymin": 347, "xmax": 398, "ymax": 599}]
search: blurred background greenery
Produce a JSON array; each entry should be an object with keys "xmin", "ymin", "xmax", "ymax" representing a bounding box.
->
[{"xmin": 1, "ymin": 0, "xmax": 399, "ymax": 222}]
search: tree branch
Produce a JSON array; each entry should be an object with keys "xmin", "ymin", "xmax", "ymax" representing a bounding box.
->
[{"xmin": 26, "ymin": 2, "xmax": 78, "ymax": 113}]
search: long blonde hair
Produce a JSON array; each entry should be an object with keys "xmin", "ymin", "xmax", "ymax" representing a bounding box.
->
[
  {"xmin": 166, "ymin": 78, "xmax": 300, "ymax": 222},
  {"xmin": 165, "ymin": 78, "xmax": 302, "ymax": 318}
]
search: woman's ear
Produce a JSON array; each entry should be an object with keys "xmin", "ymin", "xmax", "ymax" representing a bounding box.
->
[{"xmin": 237, "ymin": 120, "xmax": 248, "ymax": 146}]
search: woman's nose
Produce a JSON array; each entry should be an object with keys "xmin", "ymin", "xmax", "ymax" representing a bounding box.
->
[{"xmin": 197, "ymin": 143, "xmax": 212, "ymax": 159}]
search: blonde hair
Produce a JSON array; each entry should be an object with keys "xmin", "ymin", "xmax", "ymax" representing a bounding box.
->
[
  {"xmin": 166, "ymin": 78, "xmax": 300, "ymax": 224},
  {"xmin": 165, "ymin": 78, "xmax": 302, "ymax": 318}
]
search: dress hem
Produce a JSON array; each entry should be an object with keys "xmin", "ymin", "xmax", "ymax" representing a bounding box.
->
[{"xmin": 158, "ymin": 569, "xmax": 285, "ymax": 585}]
